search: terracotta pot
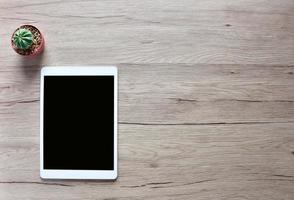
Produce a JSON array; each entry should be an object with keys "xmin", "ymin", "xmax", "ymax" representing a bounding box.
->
[{"xmin": 11, "ymin": 25, "xmax": 45, "ymax": 57}]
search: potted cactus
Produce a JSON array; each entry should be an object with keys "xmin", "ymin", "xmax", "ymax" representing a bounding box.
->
[{"xmin": 11, "ymin": 25, "xmax": 44, "ymax": 56}]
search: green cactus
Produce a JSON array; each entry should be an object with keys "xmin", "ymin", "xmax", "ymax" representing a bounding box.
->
[{"xmin": 13, "ymin": 28, "xmax": 34, "ymax": 49}]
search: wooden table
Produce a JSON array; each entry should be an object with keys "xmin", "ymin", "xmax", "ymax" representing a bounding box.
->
[{"xmin": 0, "ymin": 0, "xmax": 294, "ymax": 199}]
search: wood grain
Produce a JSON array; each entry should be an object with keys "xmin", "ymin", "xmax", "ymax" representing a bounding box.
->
[
  {"xmin": 1, "ymin": 0, "xmax": 294, "ymax": 65},
  {"xmin": 0, "ymin": 0, "xmax": 294, "ymax": 199}
]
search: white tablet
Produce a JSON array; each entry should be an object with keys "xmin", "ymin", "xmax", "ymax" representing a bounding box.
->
[{"xmin": 40, "ymin": 66, "xmax": 117, "ymax": 180}]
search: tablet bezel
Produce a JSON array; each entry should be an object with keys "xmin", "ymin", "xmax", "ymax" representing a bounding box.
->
[{"xmin": 40, "ymin": 66, "xmax": 118, "ymax": 180}]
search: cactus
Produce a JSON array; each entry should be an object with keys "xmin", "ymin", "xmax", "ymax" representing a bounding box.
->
[{"xmin": 13, "ymin": 28, "xmax": 33, "ymax": 49}]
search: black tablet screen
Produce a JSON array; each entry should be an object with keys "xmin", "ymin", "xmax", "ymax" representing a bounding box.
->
[{"xmin": 43, "ymin": 76, "xmax": 114, "ymax": 170}]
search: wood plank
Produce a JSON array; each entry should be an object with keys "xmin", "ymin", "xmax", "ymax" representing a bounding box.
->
[
  {"xmin": 0, "ymin": 123, "xmax": 293, "ymax": 199},
  {"xmin": 0, "ymin": 64, "xmax": 293, "ymax": 132},
  {"xmin": 1, "ymin": 0, "xmax": 294, "ymax": 65}
]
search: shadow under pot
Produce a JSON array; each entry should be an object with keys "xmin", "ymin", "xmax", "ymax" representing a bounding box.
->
[{"xmin": 11, "ymin": 25, "xmax": 45, "ymax": 57}]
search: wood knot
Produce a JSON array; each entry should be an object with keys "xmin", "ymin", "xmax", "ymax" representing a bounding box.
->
[
  {"xmin": 141, "ymin": 40, "xmax": 154, "ymax": 44},
  {"xmin": 150, "ymin": 163, "xmax": 159, "ymax": 168},
  {"xmin": 225, "ymin": 24, "xmax": 232, "ymax": 27}
]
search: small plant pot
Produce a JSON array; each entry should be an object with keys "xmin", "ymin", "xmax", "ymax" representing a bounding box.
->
[{"xmin": 11, "ymin": 25, "xmax": 45, "ymax": 57}]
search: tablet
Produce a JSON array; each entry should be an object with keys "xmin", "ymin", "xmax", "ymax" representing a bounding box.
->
[{"xmin": 40, "ymin": 66, "xmax": 117, "ymax": 180}]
